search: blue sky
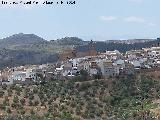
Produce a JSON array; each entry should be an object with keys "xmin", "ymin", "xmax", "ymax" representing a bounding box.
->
[{"xmin": 0, "ymin": 0, "xmax": 159, "ymax": 40}]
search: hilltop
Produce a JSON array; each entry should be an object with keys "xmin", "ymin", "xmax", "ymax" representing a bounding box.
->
[
  {"xmin": 0, "ymin": 33, "xmax": 46, "ymax": 46},
  {"xmin": 52, "ymin": 37, "xmax": 87, "ymax": 46},
  {"xmin": 0, "ymin": 34, "xmax": 86, "ymax": 69}
]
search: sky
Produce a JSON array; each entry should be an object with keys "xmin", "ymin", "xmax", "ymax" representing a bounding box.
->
[{"xmin": 0, "ymin": 0, "xmax": 159, "ymax": 41}]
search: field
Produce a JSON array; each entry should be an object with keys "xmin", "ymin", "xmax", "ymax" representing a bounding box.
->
[{"xmin": 0, "ymin": 73, "xmax": 160, "ymax": 120}]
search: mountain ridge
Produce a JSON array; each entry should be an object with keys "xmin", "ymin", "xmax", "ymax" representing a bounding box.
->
[
  {"xmin": 0, "ymin": 33, "xmax": 46, "ymax": 45},
  {"xmin": 0, "ymin": 33, "xmax": 159, "ymax": 69}
]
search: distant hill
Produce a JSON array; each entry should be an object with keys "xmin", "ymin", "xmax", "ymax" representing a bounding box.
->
[
  {"xmin": 77, "ymin": 38, "xmax": 160, "ymax": 53},
  {"xmin": 0, "ymin": 34, "xmax": 87, "ymax": 69},
  {"xmin": 51, "ymin": 37, "xmax": 88, "ymax": 46},
  {"xmin": 0, "ymin": 34, "xmax": 86, "ymax": 53},
  {"xmin": 0, "ymin": 33, "xmax": 159, "ymax": 69},
  {"xmin": 0, "ymin": 49, "xmax": 58, "ymax": 69},
  {"xmin": 0, "ymin": 33, "xmax": 46, "ymax": 46},
  {"xmin": 105, "ymin": 39, "xmax": 155, "ymax": 44}
]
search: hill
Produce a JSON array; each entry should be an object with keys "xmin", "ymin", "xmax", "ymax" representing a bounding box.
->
[
  {"xmin": 105, "ymin": 39, "xmax": 155, "ymax": 44},
  {"xmin": 0, "ymin": 49, "xmax": 58, "ymax": 68},
  {"xmin": 0, "ymin": 33, "xmax": 46, "ymax": 47},
  {"xmin": 77, "ymin": 38, "xmax": 160, "ymax": 53},
  {"xmin": 52, "ymin": 37, "xmax": 88, "ymax": 46},
  {"xmin": 0, "ymin": 34, "xmax": 87, "ymax": 69},
  {"xmin": 0, "ymin": 33, "xmax": 159, "ymax": 69},
  {"xmin": 0, "ymin": 73, "xmax": 159, "ymax": 119}
]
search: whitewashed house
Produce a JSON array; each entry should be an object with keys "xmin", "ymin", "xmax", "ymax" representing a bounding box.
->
[
  {"xmin": 8, "ymin": 69, "xmax": 36, "ymax": 84},
  {"xmin": 114, "ymin": 59, "xmax": 125, "ymax": 68},
  {"xmin": 131, "ymin": 60, "xmax": 141, "ymax": 69},
  {"xmin": 98, "ymin": 60, "xmax": 119, "ymax": 78}
]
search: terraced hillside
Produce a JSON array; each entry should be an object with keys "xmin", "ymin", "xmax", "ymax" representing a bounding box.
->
[{"xmin": 0, "ymin": 73, "xmax": 160, "ymax": 120}]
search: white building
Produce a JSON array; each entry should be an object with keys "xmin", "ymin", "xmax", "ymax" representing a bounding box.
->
[
  {"xmin": 8, "ymin": 69, "xmax": 36, "ymax": 84},
  {"xmin": 98, "ymin": 60, "xmax": 119, "ymax": 78},
  {"xmin": 131, "ymin": 60, "xmax": 141, "ymax": 68}
]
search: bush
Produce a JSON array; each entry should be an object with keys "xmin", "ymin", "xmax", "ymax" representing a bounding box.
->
[
  {"xmin": 30, "ymin": 109, "xmax": 35, "ymax": 115},
  {"xmin": 20, "ymin": 98, "xmax": 26, "ymax": 105},
  {"xmin": 13, "ymin": 96, "xmax": 19, "ymax": 103},
  {"xmin": 20, "ymin": 109, "xmax": 25, "ymax": 115},
  {"xmin": 0, "ymin": 103, "xmax": 6, "ymax": 110},
  {"xmin": 29, "ymin": 100, "xmax": 33, "ymax": 106},
  {"xmin": 6, "ymin": 107, "xmax": 12, "ymax": 114},
  {"xmin": 2, "ymin": 84, "xmax": 7, "ymax": 90},
  {"xmin": 34, "ymin": 100, "xmax": 39, "ymax": 106},
  {"xmin": 0, "ymin": 90, "xmax": 4, "ymax": 98}
]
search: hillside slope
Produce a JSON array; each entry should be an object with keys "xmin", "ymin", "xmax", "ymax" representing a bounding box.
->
[
  {"xmin": 0, "ymin": 74, "xmax": 159, "ymax": 119},
  {"xmin": 0, "ymin": 33, "xmax": 159, "ymax": 69}
]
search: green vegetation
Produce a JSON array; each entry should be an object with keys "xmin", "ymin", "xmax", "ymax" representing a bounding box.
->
[
  {"xmin": 0, "ymin": 33, "xmax": 160, "ymax": 69},
  {"xmin": 0, "ymin": 34, "xmax": 84, "ymax": 69},
  {"xmin": 0, "ymin": 73, "xmax": 160, "ymax": 120}
]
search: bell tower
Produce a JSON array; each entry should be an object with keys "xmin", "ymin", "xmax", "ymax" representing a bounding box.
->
[{"xmin": 89, "ymin": 40, "xmax": 97, "ymax": 56}]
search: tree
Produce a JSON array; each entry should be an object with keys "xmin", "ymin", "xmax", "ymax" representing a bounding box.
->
[
  {"xmin": 20, "ymin": 109, "xmax": 25, "ymax": 115},
  {"xmin": 34, "ymin": 100, "xmax": 39, "ymax": 106},
  {"xmin": 15, "ymin": 90, "xmax": 21, "ymax": 96},
  {"xmin": 30, "ymin": 109, "xmax": 35, "ymax": 115},
  {"xmin": 93, "ymin": 73, "xmax": 102, "ymax": 79},
  {"xmin": 33, "ymin": 87, "xmax": 38, "ymax": 94},
  {"xmin": 7, "ymin": 89, "xmax": 13, "ymax": 97},
  {"xmin": 29, "ymin": 94, "xmax": 34, "ymax": 100},
  {"xmin": 11, "ymin": 103, "xmax": 17, "ymax": 109},
  {"xmin": 0, "ymin": 90, "xmax": 4, "ymax": 98},
  {"xmin": 60, "ymin": 111, "xmax": 74, "ymax": 120},
  {"xmin": 75, "ymin": 106, "xmax": 81, "ymax": 116},
  {"xmin": 48, "ymin": 105, "xmax": 53, "ymax": 113},
  {"xmin": 29, "ymin": 100, "xmax": 33, "ymax": 106},
  {"xmin": 2, "ymin": 84, "xmax": 7, "ymax": 90},
  {"xmin": 20, "ymin": 98, "xmax": 26, "ymax": 105},
  {"xmin": 6, "ymin": 107, "xmax": 12, "ymax": 114},
  {"xmin": 0, "ymin": 103, "xmax": 6, "ymax": 110},
  {"xmin": 3, "ymin": 97, "xmax": 10, "ymax": 106},
  {"xmin": 13, "ymin": 96, "xmax": 19, "ymax": 103},
  {"xmin": 80, "ymin": 70, "xmax": 89, "ymax": 81}
]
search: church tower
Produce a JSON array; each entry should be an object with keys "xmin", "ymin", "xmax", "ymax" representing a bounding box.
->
[{"xmin": 88, "ymin": 40, "xmax": 97, "ymax": 56}]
